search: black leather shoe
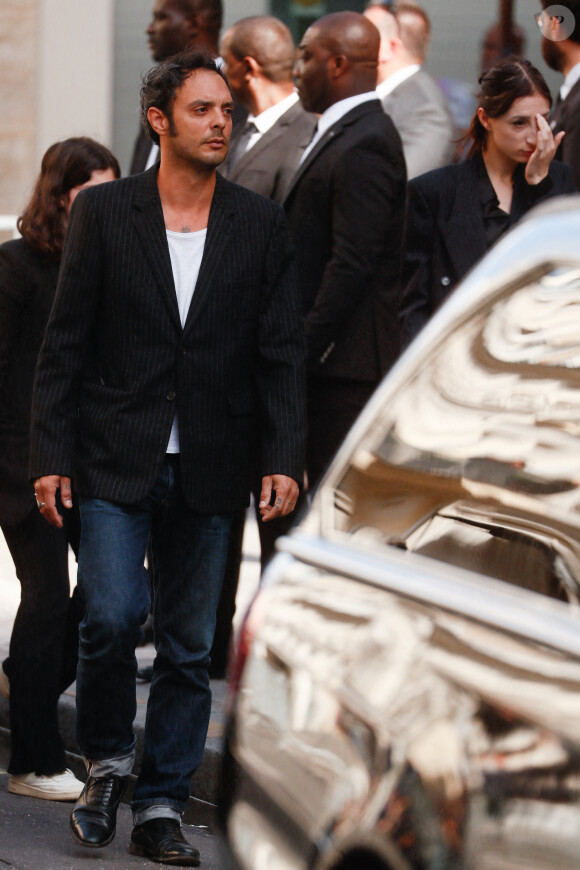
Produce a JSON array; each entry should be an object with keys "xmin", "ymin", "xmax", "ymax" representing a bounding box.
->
[
  {"xmin": 129, "ymin": 818, "xmax": 200, "ymax": 866},
  {"xmin": 70, "ymin": 775, "xmax": 127, "ymax": 848}
]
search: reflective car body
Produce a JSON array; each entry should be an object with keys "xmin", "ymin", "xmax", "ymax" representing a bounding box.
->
[{"xmin": 219, "ymin": 198, "xmax": 580, "ymax": 870}]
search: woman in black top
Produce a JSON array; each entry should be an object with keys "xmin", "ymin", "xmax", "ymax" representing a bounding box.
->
[
  {"xmin": 401, "ymin": 57, "xmax": 576, "ymax": 346},
  {"xmin": 0, "ymin": 138, "xmax": 119, "ymax": 800}
]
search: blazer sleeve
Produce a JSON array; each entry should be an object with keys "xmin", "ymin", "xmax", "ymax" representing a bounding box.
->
[
  {"xmin": 256, "ymin": 207, "xmax": 306, "ymax": 485},
  {"xmin": 29, "ymin": 192, "xmax": 103, "ymax": 480},
  {"xmin": 400, "ymin": 178, "xmax": 438, "ymax": 347},
  {"xmin": 304, "ymin": 132, "xmax": 405, "ymax": 367}
]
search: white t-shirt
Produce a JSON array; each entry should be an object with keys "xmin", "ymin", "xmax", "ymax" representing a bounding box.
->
[{"xmin": 165, "ymin": 227, "xmax": 207, "ymax": 453}]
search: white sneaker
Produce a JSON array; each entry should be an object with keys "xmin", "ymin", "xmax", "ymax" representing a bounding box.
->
[
  {"xmin": 8, "ymin": 768, "xmax": 84, "ymax": 801},
  {"xmin": 0, "ymin": 664, "xmax": 9, "ymax": 699}
]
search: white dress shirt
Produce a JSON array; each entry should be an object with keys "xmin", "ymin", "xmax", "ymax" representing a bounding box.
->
[
  {"xmin": 560, "ymin": 60, "xmax": 580, "ymax": 101},
  {"xmin": 376, "ymin": 64, "xmax": 421, "ymax": 100},
  {"xmin": 239, "ymin": 91, "xmax": 299, "ymax": 157}
]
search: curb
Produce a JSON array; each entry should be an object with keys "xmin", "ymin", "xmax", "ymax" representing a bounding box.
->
[{"xmin": 0, "ymin": 673, "xmax": 228, "ymax": 807}]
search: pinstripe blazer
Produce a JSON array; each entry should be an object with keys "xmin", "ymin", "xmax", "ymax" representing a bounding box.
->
[{"xmin": 29, "ymin": 167, "xmax": 306, "ymax": 512}]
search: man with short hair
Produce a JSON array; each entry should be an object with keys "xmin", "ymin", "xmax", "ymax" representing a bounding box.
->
[
  {"xmin": 31, "ymin": 51, "xmax": 305, "ymax": 866},
  {"xmin": 219, "ymin": 15, "xmax": 317, "ymax": 203},
  {"xmin": 364, "ymin": 1, "xmax": 454, "ymax": 178},
  {"xmin": 285, "ymin": 11, "xmax": 406, "ymax": 489},
  {"xmin": 538, "ymin": 0, "xmax": 580, "ymax": 189},
  {"xmin": 130, "ymin": 0, "xmax": 223, "ymax": 174}
]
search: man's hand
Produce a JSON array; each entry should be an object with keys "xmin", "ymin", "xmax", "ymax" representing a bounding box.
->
[
  {"xmin": 33, "ymin": 475, "xmax": 73, "ymax": 528},
  {"xmin": 259, "ymin": 474, "xmax": 299, "ymax": 523}
]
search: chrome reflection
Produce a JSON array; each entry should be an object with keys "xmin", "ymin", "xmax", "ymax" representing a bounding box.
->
[
  {"xmin": 229, "ymin": 567, "xmax": 580, "ymax": 870},
  {"xmin": 331, "ymin": 265, "xmax": 580, "ymax": 601}
]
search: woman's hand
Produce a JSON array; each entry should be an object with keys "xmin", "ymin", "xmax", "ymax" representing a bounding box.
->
[{"xmin": 525, "ymin": 114, "xmax": 565, "ymax": 185}]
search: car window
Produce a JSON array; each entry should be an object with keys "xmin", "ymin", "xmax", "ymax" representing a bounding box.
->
[{"xmin": 329, "ymin": 265, "xmax": 580, "ymax": 604}]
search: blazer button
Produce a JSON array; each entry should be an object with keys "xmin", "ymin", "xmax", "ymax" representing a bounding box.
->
[
  {"xmin": 166, "ymin": 391, "xmax": 176, "ymax": 401},
  {"xmin": 441, "ymin": 276, "xmax": 451, "ymax": 287}
]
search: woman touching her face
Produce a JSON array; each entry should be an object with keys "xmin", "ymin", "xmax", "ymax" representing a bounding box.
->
[{"xmin": 400, "ymin": 57, "xmax": 575, "ymax": 346}]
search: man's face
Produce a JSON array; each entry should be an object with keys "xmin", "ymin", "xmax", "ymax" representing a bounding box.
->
[
  {"xmin": 542, "ymin": 33, "xmax": 566, "ymax": 71},
  {"xmin": 147, "ymin": 0, "xmax": 193, "ymax": 62},
  {"xmin": 294, "ymin": 26, "xmax": 333, "ymax": 114},
  {"xmin": 161, "ymin": 69, "xmax": 233, "ymax": 170}
]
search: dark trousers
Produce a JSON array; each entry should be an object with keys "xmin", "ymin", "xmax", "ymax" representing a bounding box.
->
[
  {"xmin": 1, "ymin": 502, "xmax": 81, "ymax": 775},
  {"xmin": 306, "ymin": 375, "xmax": 376, "ymax": 489},
  {"xmin": 210, "ymin": 489, "xmax": 305, "ymax": 677}
]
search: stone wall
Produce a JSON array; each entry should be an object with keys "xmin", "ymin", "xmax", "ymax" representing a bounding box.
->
[{"xmin": 0, "ymin": 0, "xmax": 38, "ymax": 236}]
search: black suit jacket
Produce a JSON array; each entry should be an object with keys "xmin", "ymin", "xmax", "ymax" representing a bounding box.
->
[
  {"xmin": 30, "ymin": 169, "xmax": 306, "ymax": 512},
  {"xmin": 219, "ymin": 100, "xmax": 317, "ymax": 203},
  {"xmin": 401, "ymin": 156, "xmax": 576, "ymax": 344},
  {"xmin": 552, "ymin": 79, "xmax": 580, "ymax": 191},
  {"xmin": 284, "ymin": 99, "xmax": 406, "ymax": 383},
  {"xmin": 129, "ymin": 128, "xmax": 155, "ymax": 176},
  {"xmin": 0, "ymin": 239, "xmax": 59, "ymax": 525}
]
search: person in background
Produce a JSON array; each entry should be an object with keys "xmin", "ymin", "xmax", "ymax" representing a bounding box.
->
[
  {"xmin": 130, "ymin": 0, "xmax": 224, "ymax": 174},
  {"xmin": 0, "ymin": 138, "xmax": 120, "ymax": 800},
  {"xmin": 538, "ymin": 0, "xmax": 580, "ymax": 189},
  {"xmin": 285, "ymin": 11, "xmax": 406, "ymax": 490},
  {"xmin": 401, "ymin": 57, "xmax": 576, "ymax": 346},
  {"xmin": 364, "ymin": 0, "xmax": 454, "ymax": 178},
  {"xmin": 219, "ymin": 16, "xmax": 317, "ymax": 202},
  {"xmin": 212, "ymin": 15, "xmax": 317, "ymax": 679}
]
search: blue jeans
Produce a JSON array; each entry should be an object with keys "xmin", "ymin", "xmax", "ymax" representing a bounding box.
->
[{"xmin": 76, "ymin": 456, "xmax": 232, "ymax": 817}]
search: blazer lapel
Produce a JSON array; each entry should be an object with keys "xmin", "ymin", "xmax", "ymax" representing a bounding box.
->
[
  {"xmin": 283, "ymin": 100, "xmax": 382, "ymax": 203},
  {"xmin": 283, "ymin": 124, "xmax": 341, "ymax": 203},
  {"xmin": 229, "ymin": 121, "xmax": 283, "ymax": 180},
  {"xmin": 132, "ymin": 166, "xmax": 181, "ymax": 330},
  {"xmin": 230, "ymin": 102, "xmax": 312, "ymax": 182},
  {"xmin": 182, "ymin": 173, "xmax": 235, "ymax": 336},
  {"xmin": 443, "ymin": 158, "xmax": 487, "ymax": 279}
]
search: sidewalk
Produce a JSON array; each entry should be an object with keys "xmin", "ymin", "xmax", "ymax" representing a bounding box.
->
[{"xmin": 0, "ymin": 508, "xmax": 262, "ymax": 807}]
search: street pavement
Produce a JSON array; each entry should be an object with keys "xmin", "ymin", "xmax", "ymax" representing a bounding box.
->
[{"xmin": 0, "ymin": 509, "xmax": 261, "ymax": 869}]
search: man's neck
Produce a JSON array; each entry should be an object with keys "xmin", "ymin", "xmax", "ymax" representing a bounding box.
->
[
  {"xmin": 377, "ymin": 56, "xmax": 419, "ymax": 85},
  {"xmin": 157, "ymin": 158, "xmax": 216, "ymax": 232},
  {"xmin": 247, "ymin": 81, "xmax": 295, "ymax": 117}
]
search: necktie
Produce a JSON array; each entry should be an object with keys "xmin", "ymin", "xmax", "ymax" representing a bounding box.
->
[{"xmin": 228, "ymin": 120, "xmax": 258, "ymax": 169}]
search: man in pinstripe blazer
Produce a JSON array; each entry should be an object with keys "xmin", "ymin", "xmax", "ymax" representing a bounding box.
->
[{"xmin": 30, "ymin": 52, "xmax": 305, "ymax": 865}]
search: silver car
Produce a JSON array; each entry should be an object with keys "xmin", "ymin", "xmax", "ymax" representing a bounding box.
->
[{"xmin": 219, "ymin": 197, "xmax": 580, "ymax": 870}]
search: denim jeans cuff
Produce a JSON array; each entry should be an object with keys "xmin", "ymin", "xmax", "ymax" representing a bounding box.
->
[
  {"xmin": 85, "ymin": 747, "xmax": 135, "ymax": 778},
  {"xmin": 133, "ymin": 804, "xmax": 182, "ymax": 825}
]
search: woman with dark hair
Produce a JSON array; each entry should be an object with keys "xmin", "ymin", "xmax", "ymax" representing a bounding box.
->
[
  {"xmin": 401, "ymin": 56, "xmax": 576, "ymax": 345},
  {"xmin": 0, "ymin": 137, "xmax": 120, "ymax": 800}
]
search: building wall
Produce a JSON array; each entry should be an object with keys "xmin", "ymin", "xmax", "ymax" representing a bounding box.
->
[
  {"xmin": 0, "ymin": 0, "xmax": 114, "ymax": 234},
  {"xmin": 38, "ymin": 0, "xmax": 115, "ymax": 162},
  {"xmin": 0, "ymin": 0, "xmax": 38, "ymax": 221}
]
